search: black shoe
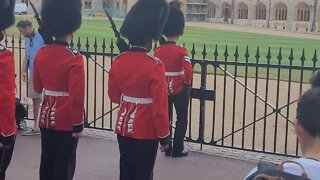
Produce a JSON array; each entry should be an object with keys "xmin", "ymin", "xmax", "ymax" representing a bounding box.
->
[
  {"xmin": 172, "ymin": 149, "xmax": 188, "ymax": 158},
  {"xmin": 164, "ymin": 143, "xmax": 172, "ymax": 157}
]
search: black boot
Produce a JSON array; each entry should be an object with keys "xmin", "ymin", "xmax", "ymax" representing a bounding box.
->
[
  {"xmin": 165, "ymin": 142, "xmax": 172, "ymax": 157},
  {"xmin": 172, "ymin": 149, "xmax": 188, "ymax": 158}
]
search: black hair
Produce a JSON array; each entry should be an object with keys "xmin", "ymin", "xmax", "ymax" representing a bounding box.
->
[
  {"xmin": 310, "ymin": 70, "xmax": 320, "ymax": 88},
  {"xmin": 296, "ymin": 87, "xmax": 320, "ymax": 137}
]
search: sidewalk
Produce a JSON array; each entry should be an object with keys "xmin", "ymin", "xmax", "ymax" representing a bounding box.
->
[{"xmin": 6, "ymin": 132, "xmax": 256, "ymax": 180}]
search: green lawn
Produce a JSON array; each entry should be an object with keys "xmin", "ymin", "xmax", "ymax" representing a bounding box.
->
[
  {"xmin": 7, "ymin": 17, "xmax": 319, "ymax": 63},
  {"xmin": 6, "ymin": 17, "xmax": 320, "ymax": 81}
]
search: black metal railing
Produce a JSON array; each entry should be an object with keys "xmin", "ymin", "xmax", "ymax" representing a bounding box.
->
[{"xmin": 6, "ymin": 34, "xmax": 319, "ymax": 157}]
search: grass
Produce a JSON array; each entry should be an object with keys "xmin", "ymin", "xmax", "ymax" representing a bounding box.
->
[{"xmin": 6, "ymin": 16, "xmax": 320, "ymax": 82}]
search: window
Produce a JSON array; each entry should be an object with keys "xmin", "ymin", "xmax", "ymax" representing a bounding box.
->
[
  {"xmin": 274, "ymin": 3, "xmax": 287, "ymax": 20},
  {"xmin": 122, "ymin": 0, "xmax": 127, "ymax": 12},
  {"xmin": 207, "ymin": 2, "xmax": 216, "ymax": 18},
  {"xmin": 221, "ymin": 3, "xmax": 231, "ymax": 19},
  {"xmin": 296, "ymin": 2, "xmax": 310, "ymax": 21},
  {"xmin": 238, "ymin": 3, "xmax": 248, "ymax": 19},
  {"xmin": 84, "ymin": 0, "xmax": 92, "ymax": 9},
  {"xmin": 103, "ymin": 0, "xmax": 113, "ymax": 9},
  {"xmin": 255, "ymin": 2, "xmax": 266, "ymax": 20}
]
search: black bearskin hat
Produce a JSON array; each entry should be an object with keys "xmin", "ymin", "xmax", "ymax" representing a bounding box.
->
[
  {"xmin": 120, "ymin": 0, "xmax": 170, "ymax": 44},
  {"xmin": 41, "ymin": 0, "xmax": 82, "ymax": 38},
  {"xmin": 163, "ymin": 6, "xmax": 185, "ymax": 36},
  {"xmin": 0, "ymin": 0, "xmax": 15, "ymax": 31}
]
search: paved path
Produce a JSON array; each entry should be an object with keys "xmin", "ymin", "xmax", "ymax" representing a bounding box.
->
[{"xmin": 6, "ymin": 133, "xmax": 256, "ymax": 180}]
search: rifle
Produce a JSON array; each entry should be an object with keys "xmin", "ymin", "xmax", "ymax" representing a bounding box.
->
[
  {"xmin": 29, "ymin": 0, "xmax": 53, "ymax": 44},
  {"xmin": 29, "ymin": 0, "xmax": 41, "ymax": 26},
  {"xmin": 104, "ymin": 9, "xmax": 129, "ymax": 53}
]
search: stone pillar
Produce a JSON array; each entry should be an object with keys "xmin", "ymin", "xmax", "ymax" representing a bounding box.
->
[
  {"xmin": 286, "ymin": 3, "xmax": 294, "ymax": 31},
  {"xmin": 267, "ymin": 0, "xmax": 272, "ymax": 28},
  {"xmin": 231, "ymin": 0, "xmax": 235, "ymax": 24},
  {"xmin": 247, "ymin": 2, "xmax": 254, "ymax": 26},
  {"xmin": 311, "ymin": 0, "xmax": 318, "ymax": 32}
]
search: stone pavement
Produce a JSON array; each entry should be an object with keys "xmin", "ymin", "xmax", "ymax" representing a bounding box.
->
[{"xmin": 5, "ymin": 130, "xmax": 256, "ymax": 180}]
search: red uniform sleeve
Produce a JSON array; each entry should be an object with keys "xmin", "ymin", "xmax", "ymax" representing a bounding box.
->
[
  {"xmin": 181, "ymin": 48, "xmax": 193, "ymax": 85},
  {"xmin": 0, "ymin": 51, "xmax": 16, "ymax": 145},
  {"xmin": 108, "ymin": 65, "xmax": 122, "ymax": 104},
  {"xmin": 151, "ymin": 63, "xmax": 170, "ymax": 138},
  {"xmin": 69, "ymin": 55, "xmax": 85, "ymax": 133},
  {"xmin": 33, "ymin": 53, "xmax": 43, "ymax": 93}
]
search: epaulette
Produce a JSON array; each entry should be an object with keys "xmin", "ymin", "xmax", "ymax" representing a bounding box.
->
[
  {"xmin": 0, "ymin": 44, "xmax": 7, "ymax": 53},
  {"xmin": 66, "ymin": 47, "xmax": 81, "ymax": 56}
]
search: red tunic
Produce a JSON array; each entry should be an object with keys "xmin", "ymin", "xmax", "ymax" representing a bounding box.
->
[
  {"xmin": 154, "ymin": 41, "xmax": 193, "ymax": 95},
  {"xmin": 33, "ymin": 41, "xmax": 85, "ymax": 133},
  {"xmin": 108, "ymin": 47, "xmax": 170, "ymax": 140},
  {"xmin": 0, "ymin": 45, "xmax": 16, "ymax": 145}
]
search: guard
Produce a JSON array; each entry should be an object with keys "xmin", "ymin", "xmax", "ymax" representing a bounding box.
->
[
  {"xmin": 108, "ymin": 0, "xmax": 171, "ymax": 179},
  {"xmin": 0, "ymin": 0, "xmax": 17, "ymax": 179},
  {"xmin": 154, "ymin": 6, "xmax": 193, "ymax": 157},
  {"xmin": 33, "ymin": 0, "xmax": 84, "ymax": 179}
]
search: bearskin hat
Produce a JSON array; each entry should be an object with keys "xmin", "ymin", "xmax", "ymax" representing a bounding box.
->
[
  {"xmin": 41, "ymin": 0, "xmax": 82, "ymax": 38},
  {"xmin": 0, "ymin": 0, "xmax": 15, "ymax": 31},
  {"xmin": 120, "ymin": 0, "xmax": 170, "ymax": 44},
  {"xmin": 163, "ymin": 5, "xmax": 185, "ymax": 36}
]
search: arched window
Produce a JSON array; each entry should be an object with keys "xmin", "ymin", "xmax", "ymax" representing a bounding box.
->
[
  {"xmin": 237, "ymin": 3, "xmax": 248, "ymax": 19},
  {"xmin": 116, "ymin": 1, "xmax": 120, "ymax": 10},
  {"xmin": 103, "ymin": 0, "xmax": 113, "ymax": 9},
  {"xmin": 296, "ymin": 2, "xmax": 310, "ymax": 21},
  {"xmin": 84, "ymin": 0, "xmax": 92, "ymax": 9},
  {"xmin": 274, "ymin": 2, "xmax": 287, "ymax": 20},
  {"xmin": 122, "ymin": 0, "xmax": 127, "ymax": 12},
  {"xmin": 207, "ymin": 2, "xmax": 216, "ymax": 18},
  {"xmin": 255, "ymin": 2, "xmax": 266, "ymax": 20},
  {"xmin": 221, "ymin": 3, "xmax": 231, "ymax": 20}
]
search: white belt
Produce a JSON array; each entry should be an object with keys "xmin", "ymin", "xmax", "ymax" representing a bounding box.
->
[
  {"xmin": 122, "ymin": 95, "xmax": 152, "ymax": 104},
  {"xmin": 165, "ymin": 71, "xmax": 184, "ymax": 76},
  {"xmin": 44, "ymin": 89, "xmax": 69, "ymax": 97}
]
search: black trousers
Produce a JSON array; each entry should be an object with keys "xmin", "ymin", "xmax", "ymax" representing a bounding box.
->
[
  {"xmin": 0, "ymin": 142, "xmax": 15, "ymax": 180},
  {"xmin": 117, "ymin": 135, "xmax": 158, "ymax": 180},
  {"xmin": 40, "ymin": 129, "xmax": 78, "ymax": 180},
  {"xmin": 168, "ymin": 87, "xmax": 189, "ymax": 153}
]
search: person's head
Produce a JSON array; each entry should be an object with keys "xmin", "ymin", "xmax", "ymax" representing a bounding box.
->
[
  {"xmin": 0, "ymin": 0, "xmax": 15, "ymax": 42},
  {"xmin": 120, "ymin": 0, "xmax": 170, "ymax": 52},
  {"xmin": 163, "ymin": 5, "xmax": 185, "ymax": 42},
  {"xmin": 41, "ymin": 0, "xmax": 82, "ymax": 42},
  {"xmin": 310, "ymin": 70, "xmax": 320, "ymax": 88},
  {"xmin": 295, "ymin": 87, "xmax": 320, "ymax": 154},
  {"xmin": 16, "ymin": 19, "xmax": 34, "ymax": 38}
]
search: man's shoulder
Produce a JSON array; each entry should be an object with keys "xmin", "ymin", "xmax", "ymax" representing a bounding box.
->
[{"xmin": 34, "ymin": 31, "xmax": 45, "ymax": 45}]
